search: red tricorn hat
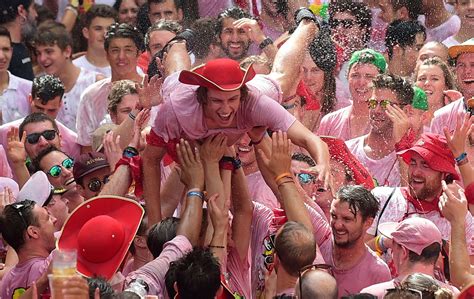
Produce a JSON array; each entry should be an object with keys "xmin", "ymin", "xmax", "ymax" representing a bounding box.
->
[
  {"xmin": 179, "ymin": 58, "xmax": 256, "ymax": 91},
  {"xmin": 57, "ymin": 196, "xmax": 144, "ymax": 280}
]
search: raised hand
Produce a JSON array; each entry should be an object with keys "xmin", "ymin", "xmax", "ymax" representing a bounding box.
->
[
  {"xmin": 136, "ymin": 75, "xmax": 163, "ymax": 109},
  {"xmin": 233, "ymin": 18, "xmax": 267, "ymax": 44},
  {"xmin": 439, "ymin": 180, "xmax": 468, "ymax": 223},
  {"xmin": 103, "ymin": 131, "xmax": 121, "ymax": 170},
  {"xmin": 131, "ymin": 108, "xmax": 151, "ymax": 149},
  {"xmin": 257, "ymin": 131, "xmax": 292, "ymax": 178},
  {"xmin": 199, "ymin": 134, "xmax": 228, "ymax": 164},
  {"xmin": 176, "ymin": 139, "xmax": 204, "ymax": 190},
  {"xmin": 6, "ymin": 127, "xmax": 27, "ymax": 164},
  {"xmin": 443, "ymin": 113, "xmax": 473, "ymax": 158},
  {"xmin": 386, "ymin": 103, "xmax": 411, "ymax": 143},
  {"xmin": 0, "ymin": 187, "xmax": 15, "ymax": 214}
]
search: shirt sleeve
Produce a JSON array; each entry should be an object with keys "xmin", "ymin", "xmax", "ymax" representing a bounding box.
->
[
  {"xmin": 151, "ymin": 102, "xmax": 182, "ymax": 143},
  {"xmin": 245, "ymin": 94, "xmax": 296, "ymax": 132}
]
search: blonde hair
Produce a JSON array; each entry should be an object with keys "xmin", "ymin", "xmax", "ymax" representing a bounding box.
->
[{"xmin": 107, "ymin": 80, "xmax": 137, "ymax": 114}]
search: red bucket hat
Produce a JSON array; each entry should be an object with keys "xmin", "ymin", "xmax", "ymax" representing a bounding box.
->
[
  {"xmin": 57, "ymin": 196, "xmax": 144, "ymax": 280},
  {"xmin": 320, "ymin": 136, "xmax": 375, "ymax": 190},
  {"xmin": 179, "ymin": 58, "xmax": 256, "ymax": 91},
  {"xmin": 397, "ymin": 133, "xmax": 460, "ymax": 180}
]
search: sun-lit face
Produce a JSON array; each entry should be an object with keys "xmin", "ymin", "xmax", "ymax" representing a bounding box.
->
[
  {"xmin": 39, "ymin": 151, "xmax": 75, "ymax": 189},
  {"xmin": 416, "ymin": 43, "xmax": 449, "ymax": 70},
  {"xmin": 456, "ymin": 52, "xmax": 474, "ymax": 99},
  {"xmin": 416, "ymin": 64, "xmax": 447, "ymax": 109},
  {"xmin": 408, "ymin": 152, "xmax": 443, "ymax": 201},
  {"xmin": 23, "ymin": 121, "xmax": 61, "ymax": 159},
  {"xmin": 203, "ymin": 88, "xmax": 241, "ymax": 128},
  {"xmin": 148, "ymin": 0, "xmax": 183, "ymax": 23},
  {"xmin": 111, "ymin": 93, "xmax": 139, "ymax": 125},
  {"xmin": 30, "ymin": 96, "xmax": 62, "ymax": 120},
  {"xmin": 45, "ymin": 194, "xmax": 69, "ymax": 231},
  {"xmin": 0, "ymin": 36, "xmax": 12, "ymax": 73},
  {"xmin": 369, "ymin": 88, "xmax": 405, "ymax": 134},
  {"xmin": 348, "ymin": 63, "xmax": 379, "ymax": 104},
  {"xmin": 147, "ymin": 30, "xmax": 176, "ymax": 56},
  {"xmin": 455, "ymin": 0, "xmax": 474, "ymax": 26},
  {"xmin": 32, "ymin": 205, "xmax": 57, "ymax": 252},
  {"xmin": 118, "ymin": 0, "xmax": 138, "ymax": 25},
  {"xmin": 219, "ymin": 17, "xmax": 251, "ymax": 61},
  {"xmin": 80, "ymin": 167, "xmax": 111, "ymax": 200},
  {"xmin": 106, "ymin": 38, "xmax": 139, "ymax": 78},
  {"xmin": 84, "ymin": 17, "xmax": 115, "ymax": 51},
  {"xmin": 330, "ymin": 198, "xmax": 369, "ymax": 248},
  {"xmin": 35, "ymin": 44, "xmax": 71, "ymax": 76},
  {"xmin": 302, "ymin": 53, "xmax": 325, "ymax": 95},
  {"xmin": 234, "ymin": 134, "xmax": 256, "ymax": 167}
]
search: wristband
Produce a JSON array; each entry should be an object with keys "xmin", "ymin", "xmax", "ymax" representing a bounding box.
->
[
  {"xmin": 274, "ymin": 172, "xmax": 292, "ymax": 182},
  {"xmin": 233, "ymin": 157, "xmax": 242, "ymax": 170},
  {"xmin": 258, "ymin": 37, "xmax": 273, "ymax": 50},
  {"xmin": 187, "ymin": 191, "xmax": 204, "ymax": 200},
  {"xmin": 114, "ymin": 155, "xmax": 143, "ymax": 197},
  {"xmin": 209, "ymin": 245, "xmax": 225, "ymax": 249},
  {"xmin": 455, "ymin": 152, "xmax": 467, "ymax": 164},
  {"xmin": 374, "ymin": 235, "xmax": 383, "ymax": 255},
  {"xmin": 276, "ymin": 176, "xmax": 294, "ymax": 187}
]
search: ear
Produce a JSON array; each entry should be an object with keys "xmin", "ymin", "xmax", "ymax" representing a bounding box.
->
[
  {"xmin": 28, "ymin": 94, "xmax": 33, "ymax": 105},
  {"xmin": 64, "ymin": 45, "xmax": 73, "ymax": 59},
  {"xmin": 363, "ymin": 217, "xmax": 374, "ymax": 231},
  {"xmin": 133, "ymin": 235, "xmax": 147, "ymax": 248},
  {"xmin": 177, "ymin": 9, "xmax": 183, "ymax": 21},
  {"xmin": 17, "ymin": 4, "xmax": 27, "ymax": 18},
  {"xmin": 173, "ymin": 281, "xmax": 179, "ymax": 296},
  {"xmin": 26, "ymin": 226, "xmax": 40, "ymax": 240},
  {"xmin": 393, "ymin": 44, "xmax": 403, "ymax": 57},
  {"xmin": 82, "ymin": 27, "xmax": 90, "ymax": 40},
  {"xmin": 396, "ymin": 7, "xmax": 409, "ymax": 21},
  {"xmin": 404, "ymin": 104, "xmax": 414, "ymax": 115}
]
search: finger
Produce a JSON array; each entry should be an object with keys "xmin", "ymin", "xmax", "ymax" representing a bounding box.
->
[
  {"xmin": 94, "ymin": 288, "xmax": 100, "ymax": 299},
  {"xmin": 183, "ymin": 140, "xmax": 195, "ymax": 163},
  {"xmin": 180, "ymin": 140, "xmax": 192, "ymax": 166},
  {"xmin": 20, "ymin": 130, "xmax": 27, "ymax": 144},
  {"xmin": 442, "ymin": 126, "xmax": 452, "ymax": 142}
]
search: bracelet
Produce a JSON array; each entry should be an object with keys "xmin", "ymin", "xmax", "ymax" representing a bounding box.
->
[
  {"xmin": 233, "ymin": 157, "xmax": 242, "ymax": 170},
  {"xmin": 187, "ymin": 191, "xmax": 204, "ymax": 200},
  {"xmin": 129, "ymin": 111, "xmax": 137, "ymax": 121},
  {"xmin": 374, "ymin": 235, "xmax": 383, "ymax": 255},
  {"xmin": 65, "ymin": 5, "xmax": 78, "ymax": 16},
  {"xmin": 209, "ymin": 245, "xmax": 225, "ymax": 249},
  {"xmin": 276, "ymin": 176, "xmax": 294, "ymax": 187},
  {"xmin": 378, "ymin": 235, "xmax": 387, "ymax": 252},
  {"xmin": 274, "ymin": 172, "xmax": 292, "ymax": 182},
  {"xmin": 458, "ymin": 157, "xmax": 469, "ymax": 166},
  {"xmin": 455, "ymin": 152, "xmax": 467, "ymax": 163},
  {"xmin": 258, "ymin": 37, "xmax": 273, "ymax": 50}
]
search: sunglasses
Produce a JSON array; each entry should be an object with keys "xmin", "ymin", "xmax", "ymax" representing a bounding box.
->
[
  {"xmin": 87, "ymin": 175, "xmax": 110, "ymax": 192},
  {"xmin": 11, "ymin": 202, "xmax": 32, "ymax": 229},
  {"xmin": 330, "ymin": 19, "xmax": 357, "ymax": 29},
  {"xmin": 297, "ymin": 173, "xmax": 317, "ymax": 185},
  {"xmin": 367, "ymin": 98, "xmax": 406, "ymax": 110},
  {"xmin": 26, "ymin": 130, "xmax": 57, "ymax": 144},
  {"xmin": 298, "ymin": 264, "xmax": 333, "ymax": 298},
  {"xmin": 47, "ymin": 158, "xmax": 74, "ymax": 177}
]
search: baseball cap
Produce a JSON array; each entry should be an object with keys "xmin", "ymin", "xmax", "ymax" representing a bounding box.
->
[
  {"xmin": 17, "ymin": 171, "xmax": 54, "ymax": 206},
  {"xmin": 348, "ymin": 49, "xmax": 387, "ymax": 73},
  {"xmin": 448, "ymin": 38, "xmax": 474, "ymax": 59},
  {"xmin": 412, "ymin": 86, "xmax": 429, "ymax": 111},
  {"xmin": 73, "ymin": 152, "xmax": 109, "ymax": 181},
  {"xmin": 378, "ymin": 217, "xmax": 442, "ymax": 255}
]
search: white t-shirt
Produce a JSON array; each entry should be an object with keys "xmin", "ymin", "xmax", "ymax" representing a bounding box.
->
[
  {"xmin": 419, "ymin": 15, "xmax": 461, "ymax": 42},
  {"xmin": 73, "ymin": 55, "xmax": 111, "ymax": 78},
  {"xmin": 0, "ymin": 72, "xmax": 32, "ymax": 125}
]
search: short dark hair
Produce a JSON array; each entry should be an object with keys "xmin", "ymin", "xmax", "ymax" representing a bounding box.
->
[
  {"xmin": 336, "ymin": 185, "xmax": 379, "ymax": 221},
  {"xmin": 144, "ymin": 20, "xmax": 182, "ymax": 51},
  {"xmin": 34, "ymin": 21, "xmax": 73, "ymax": 51},
  {"xmin": 291, "ymin": 153, "xmax": 316, "ymax": 167},
  {"xmin": 390, "ymin": 0, "xmax": 422, "ymax": 20},
  {"xmin": 147, "ymin": 0, "xmax": 182, "ymax": 10},
  {"xmin": 407, "ymin": 242, "xmax": 441, "ymax": 265},
  {"xmin": 385, "ymin": 20, "xmax": 426, "ymax": 59},
  {"xmin": 274, "ymin": 221, "xmax": 316, "ymax": 277},
  {"xmin": 0, "ymin": 26, "xmax": 11, "ymax": 42},
  {"xmin": 87, "ymin": 276, "xmax": 115, "ymax": 299},
  {"xmin": 372, "ymin": 74, "xmax": 414, "ymax": 106},
  {"xmin": 19, "ymin": 112, "xmax": 59, "ymax": 141},
  {"xmin": 171, "ymin": 248, "xmax": 221, "ymax": 299},
  {"xmin": 328, "ymin": 0, "xmax": 372, "ymax": 44},
  {"xmin": 83, "ymin": 4, "xmax": 118, "ymax": 29},
  {"xmin": 216, "ymin": 6, "xmax": 252, "ymax": 36},
  {"xmin": 0, "ymin": 200, "xmax": 39, "ymax": 252},
  {"xmin": 129, "ymin": 213, "xmax": 148, "ymax": 255},
  {"xmin": 32, "ymin": 145, "xmax": 68, "ymax": 171},
  {"xmin": 147, "ymin": 217, "xmax": 178, "ymax": 258},
  {"xmin": 104, "ymin": 23, "xmax": 144, "ymax": 52},
  {"xmin": 0, "ymin": 0, "xmax": 34, "ymax": 24},
  {"xmin": 31, "ymin": 74, "xmax": 65, "ymax": 105},
  {"xmin": 190, "ymin": 18, "xmax": 219, "ymax": 60}
]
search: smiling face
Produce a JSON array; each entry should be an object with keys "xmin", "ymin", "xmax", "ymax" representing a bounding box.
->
[
  {"xmin": 39, "ymin": 151, "xmax": 76, "ymax": 189},
  {"xmin": 35, "ymin": 44, "xmax": 71, "ymax": 76},
  {"xmin": 348, "ymin": 63, "xmax": 379, "ymax": 104},
  {"xmin": 330, "ymin": 198, "xmax": 369, "ymax": 248},
  {"xmin": 408, "ymin": 152, "xmax": 443, "ymax": 201},
  {"xmin": 369, "ymin": 88, "xmax": 405, "ymax": 134},
  {"xmin": 203, "ymin": 88, "xmax": 241, "ymax": 128},
  {"xmin": 23, "ymin": 121, "xmax": 61, "ymax": 158},
  {"xmin": 118, "ymin": 0, "xmax": 138, "ymax": 25},
  {"xmin": 456, "ymin": 52, "xmax": 474, "ymax": 99},
  {"xmin": 0, "ymin": 36, "xmax": 12, "ymax": 73},
  {"xmin": 111, "ymin": 93, "xmax": 139, "ymax": 125},
  {"xmin": 84, "ymin": 17, "xmax": 115, "ymax": 52},
  {"xmin": 416, "ymin": 64, "xmax": 447, "ymax": 109},
  {"xmin": 106, "ymin": 37, "xmax": 139, "ymax": 78},
  {"xmin": 455, "ymin": 0, "xmax": 474, "ymax": 27},
  {"xmin": 219, "ymin": 17, "xmax": 251, "ymax": 61},
  {"xmin": 416, "ymin": 43, "xmax": 449, "ymax": 70}
]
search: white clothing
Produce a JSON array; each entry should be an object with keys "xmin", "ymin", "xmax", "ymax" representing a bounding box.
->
[
  {"xmin": 419, "ymin": 15, "xmax": 461, "ymax": 42},
  {"xmin": 0, "ymin": 72, "xmax": 32, "ymax": 124},
  {"xmin": 73, "ymin": 55, "xmax": 112, "ymax": 77}
]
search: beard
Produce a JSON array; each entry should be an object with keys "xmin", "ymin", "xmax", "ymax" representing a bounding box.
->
[
  {"xmin": 332, "ymin": 226, "xmax": 364, "ymax": 249},
  {"xmin": 21, "ymin": 20, "xmax": 37, "ymax": 43},
  {"xmin": 221, "ymin": 41, "xmax": 250, "ymax": 61}
]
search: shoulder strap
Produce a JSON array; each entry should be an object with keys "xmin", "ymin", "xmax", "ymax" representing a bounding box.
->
[{"xmin": 375, "ymin": 187, "xmax": 397, "ymax": 236}]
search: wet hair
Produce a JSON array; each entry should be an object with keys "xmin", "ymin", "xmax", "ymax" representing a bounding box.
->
[
  {"xmin": 147, "ymin": 0, "xmax": 182, "ymax": 9},
  {"xmin": 144, "ymin": 20, "xmax": 182, "ymax": 52},
  {"xmin": 19, "ymin": 112, "xmax": 59, "ymax": 141},
  {"xmin": 216, "ymin": 6, "xmax": 252, "ymax": 36},
  {"xmin": 372, "ymin": 74, "xmax": 414, "ymax": 106},
  {"xmin": 390, "ymin": 0, "xmax": 423, "ymax": 20},
  {"xmin": 32, "ymin": 145, "xmax": 69, "ymax": 171},
  {"xmin": 104, "ymin": 22, "xmax": 144, "ymax": 52},
  {"xmin": 328, "ymin": 0, "xmax": 372, "ymax": 44},
  {"xmin": 107, "ymin": 80, "xmax": 137, "ymax": 115},
  {"xmin": 274, "ymin": 221, "xmax": 316, "ymax": 277},
  {"xmin": 83, "ymin": 4, "xmax": 118, "ymax": 29},
  {"xmin": 31, "ymin": 74, "xmax": 65, "ymax": 105},
  {"xmin": 147, "ymin": 217, "xmax": 179, "ymax": 258},
  {"xmin": 385, "ymin": 20, "xmax": 426, "ymax": 59},
  {"xmin": 190, "ymin": 18, "xmax": 219, "ymax": 60},
  {"xmin": 170, "ymin": 248, "xmax": 221, "ymax": 299},
  {"xmin": 336, "ymin": 185, "xmax": 379, "ymax": 221},
  {"xmin": 34, "ymin": 21, "xmax": 73, "ymax": 51},
  {"xmin": 0, "ymin": 200, "xmax": 39, "ymax": 252},
  {"xmin": 87, "ymin": 276, "xmax": 114, "ymax": 299},
  {"xmin": 196, "ymin": 85, "xmax": 249, "ymax": 105},
  {"xmin": 291, "ymin": 153, "xmax": 316, "ymax": 167},
  {"xmin": 0, "ymin": 26, "xmax": 11, "ymax": 42},
  {"xmin": 0, "ymin": 0, "xmax": 34, "ymax": 24},
  {"xmin": 415, "ymin": 57, "xmax": 457, "ymax": 90}
]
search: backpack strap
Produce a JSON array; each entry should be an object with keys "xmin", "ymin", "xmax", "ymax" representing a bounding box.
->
[{"xmin": 375, "ymin": 187, "xmax": 397, "ymax": 236}]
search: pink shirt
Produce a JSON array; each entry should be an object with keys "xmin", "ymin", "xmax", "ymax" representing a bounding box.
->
[
  {"xmin": 246, "ymin": 171, "xmax": 280, "ymax": 209},
  {"xmin": 0, "ymin": 72, "xmax": 32, "ymax": 125},
  {"xmin": 429, "ymin": 98, "xmax": 465, "ymax": 135},
  {"xmin": 125, "ymin": 235, "xmax": 192, "ymax": 298},
  {"xmin": 152, "ymin": 73, "xmax": 293, "ymax": 145},
  {"xmin": 317, "ymin": 106, "xmax": 369, "ymax": 141},
  {"xmin": 226, "ymin": 247, "xmax": 251, "ymax": 299},
  {"xmin": 419, "ymin": 15, "xmax": 461, "ymax": 42},
  {"xmin": 0, "ymin": 255, "xmax": 52, "ymax": 299},
  {"xmin": 0, "ymin": 145, "xmax": 13, "ymax": 178},
  {"xmin": 346, "ymin": 135, "xmax": 400, "ymax": 187}
]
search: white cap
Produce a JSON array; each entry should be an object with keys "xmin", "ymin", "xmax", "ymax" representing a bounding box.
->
[{"xmin": 17, "ymin": 171, "xmax": 54, "ymax": 206}]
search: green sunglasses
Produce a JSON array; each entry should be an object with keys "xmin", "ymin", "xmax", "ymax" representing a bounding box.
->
[{"xmin": 47, "ymin": 158, "xmax": 74, "ymax": 177}]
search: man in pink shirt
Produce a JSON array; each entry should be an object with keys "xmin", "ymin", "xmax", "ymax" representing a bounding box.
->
[
  {"xmin": 317, "ymin": 49, "xmax": 387, "ymax": 141},
  {"xmin": 361, "ymin": 217, "xmax": 459, "ymax": 298},
  {"xmin": 0, "ymin": 199, "xmax": 57, "ymax": 299},
  {"xmin": 430, "ymin": 39, "xmax": 474, "ymax": 135}
]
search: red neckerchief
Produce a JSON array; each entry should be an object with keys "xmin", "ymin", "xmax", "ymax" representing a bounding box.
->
[{"xmin": 401, "ymin": 187, "xmax": 442, "ymax": 216}]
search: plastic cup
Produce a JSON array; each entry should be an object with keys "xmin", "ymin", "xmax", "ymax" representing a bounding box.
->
[
  {"xmin": 52, "ymin": 249, "xmax": 77, "ymax": 276},
  {"xmin": 48, "ymin": 274, "xmax": 70, "ymax": 299}
]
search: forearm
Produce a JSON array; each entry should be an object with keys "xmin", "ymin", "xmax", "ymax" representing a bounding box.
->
[
  {"xmin": 113, "ymin": 111, "xmax": 138, "ymax": 150},
  {"xmin": 142, "ymin": 146, "xmax": 165, "ymax": 226},
  {"xmin": 204, "ymin": 163, "xmax": 226, "ymax": 209},
  {"xmin": 231, "ymin": 167, "xmax": 253, "ymax": 261},
  {"xmin": 11, "ymin": 163, "xmax": 30, "ymax": 189},
  {"xmin": 209, "ymin": 228, "xmax": 227, "ymax": 270},
  {"xmin": 60, "ymin": 9, "xmax": 77, "ymax": 32},
  {"xmin": 160, "ymin": 167, "xmax": 185, "ymax": 218},
  {"xmin": 177, "ymin": 192, "xmax": 203, "ymax": 246},
  {"xmin": 254, "ymin": 137, "xmax": 282, "ymax": 201},
  {"xmin": 99, "ymin": 165, "xmax": 132, "ymax": 196},
  {"xmin": 278, "ymin": 180, "xmax": 312, "ymax": 231},
  {"xmin": 449, "ymin": 218, "xmax": 473, "ymax": 288},
  {"xmin": 296, "ymin": 135, "xmax": 329, "ymax": 167},
  {"xmin": 221, "ymin": 168, "xmax": 232, "ymax": 209},
  {"xmin": 459, "ymin": 163, "xmax": 474, "ymax": 188},
  {"xmin": 164, "ymin": 43, "xmax": 191, "ymax": 77}
]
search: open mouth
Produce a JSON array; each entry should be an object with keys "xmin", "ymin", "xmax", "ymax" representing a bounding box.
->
[
  {"xmin": 237, "ymin": 145, "xmax": 251, "ymax": 152},
  {"xmin": 463, "ymin": 79, "xmax": 474, "ymax": 85},
  {"xmin": 218, "ymin": 112, "xmax": 232, "ymax": 122},
  {"xmin": 65, "ymin": 178, "xmax": 76, "ymax": 186}
]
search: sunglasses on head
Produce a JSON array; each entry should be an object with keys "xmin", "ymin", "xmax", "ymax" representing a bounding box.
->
[
  {"xmin": 11, "ymin": 202, "xmax": 32, "ymax": 229},
  {"xmin": 47, "ymin": 157, "xmax": 74, "ymax": 177},
  {"xmin": 297, "ymin": 173, "xmax": 317, "ymax": 185},
  {"xmin": 88, "ymin": 175, "xmax": 110, "ymax": 192},
  {"xmin": 330, "ymin": 19, "xmax": 356, "ymax": 29},
  {"xmin": 26, "ymin": 130, "xmax": 57, "ymax": 144}
]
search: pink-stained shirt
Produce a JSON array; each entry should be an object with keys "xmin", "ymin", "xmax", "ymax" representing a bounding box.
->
[
  {"xmin": 361, "ymin": 276, "xmax": 459, "ymax": 298},
  {"xmin": 418, "ymin": 15, "xmax": 461, "ymax": 43},
  {"xmin": 226, "ymin": 246, "xmax": 251, "ymax": 299},
  {"xmin": 0, "ymin": 145, "xmax": 13, "ymax": 178},
  {"xmin": 0, "ymin": 255, "xmax": 53, "ymax": 299},
  {"xmin": 0, "ymin": 72, "xmax": 32, "ymax": 125},
  {"xmin": 76, "ymin": 78, "xmax": 112, "ymax": 146},
  {"xmin": 250, "ymin": 202, "xmax": 330, "ymax": 298},
  {"xmin": 246, "ymin": 171, "xmax": 280, "ymax": 209},
  {"xmin": 429, "ymin": 98, "xmax": 465, "ymax": 135},
  {"xmin": 317, "ymin": 106, "xmax": 370, "ymax": 141},
  {"xmin": 346, "ymin": 135, "xmax": 401, "ymax": 187},
  {"xmin": 369, "ymin": 187, "xmax": 474, "ymax": 256},
  {"xmin": 335, "ymin": 62, "xmax": 353, "ymax": 111},
  {"xmin": 152, "ymin": 73, "xmax": 294, "ymax": 146},
  {"xmin": 125, "ymin": 235, "xmax": 192, "ymax": 298}
]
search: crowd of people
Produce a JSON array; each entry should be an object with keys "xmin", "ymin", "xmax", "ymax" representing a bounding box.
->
[{"xmin": 0, "ymin": 0, "xmax": 473, "ymax": 298}]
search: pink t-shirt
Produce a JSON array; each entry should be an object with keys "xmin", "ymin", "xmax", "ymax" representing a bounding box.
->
[
  {"xmin": 226, "ymin": 246, "xmax": 251, "ymax": 299},
  {"xmin": 152, "ymin": 73, "xmax": 294, "ymax": 146},
  {"xmin": 346, "ymin": 135, "xmax": 400, "ymax": 187},
  {"xmin": 317, "ymin": 106, "xmax": 370, "ymax": 141},
  {"xmin": 0, "ymin": 255, "xmax": 52, "ymax": 299},
  {"xmin": 429, "ymin": 98, "xmax": 465, "ymax": 135},
  {"xmin": 419, "ymin": 15, "xmax": 461, "ymax": 43},
  {"xmin": 0, "ymin": 145, "xmax": 13, "ymax": 178},
  {"xmin": 125, "ymin": 235, "xmax": 192, "ymax": 298},
  {"xmin": 246, "ymin": 171, "xmax": 280, "ymax": 209},
  {"xmin": 361, "ymin": 276, "xmax": 460, "ymax": 298}
]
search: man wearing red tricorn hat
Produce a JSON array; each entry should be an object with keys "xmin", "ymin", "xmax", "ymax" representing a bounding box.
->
[{"xmin": 142, "ymin": 8, "xmax": 331, "ymax": 225}]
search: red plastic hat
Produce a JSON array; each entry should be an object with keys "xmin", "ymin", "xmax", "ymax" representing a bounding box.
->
[
  {"xmin": 57, "ymin": 196, "xmax": 144, "ymax": 280},
  {"xmin": 397, "ymin": 133, "xmax": 460, "ymax": 180},
  {"xmin": 320, "ymin": 136, "xmax": 375, "ymax": 190},
  {"xmin": 179, "ymin": 58, "xmax": 256, "ymax": 91}
]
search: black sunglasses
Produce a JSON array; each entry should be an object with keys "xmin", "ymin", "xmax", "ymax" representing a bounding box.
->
[
  {"xmin": 298, "ymin": 264, "xmax": 333, "ymax": 299},
  {"xmin": 11, "ymin": 203, "xmax": 31, "ymax": 229},
  {"xmin": 330, "ymin": 19, "xmax": 357, "ymax": 29},
  {"xmin": 26, "ymin": 130, "xmax": 57, "ymax": 144},
  {"xmin": 87, "ymin": 175, "xmax": 110, "ymax": 192}
]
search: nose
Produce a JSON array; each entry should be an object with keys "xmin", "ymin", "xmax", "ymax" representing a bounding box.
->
[
  {"xmin": 118, "ymin": 49, "xmax": 127, "ymax": 59},
  {"xmin": 37, "ymin": 135, "xmax": 49, "ymax": 147}
]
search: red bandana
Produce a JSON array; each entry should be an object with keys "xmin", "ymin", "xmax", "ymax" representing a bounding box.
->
[{"xmin": 401, "ymin": 187, "xmax": 442, "ymax": 215}]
